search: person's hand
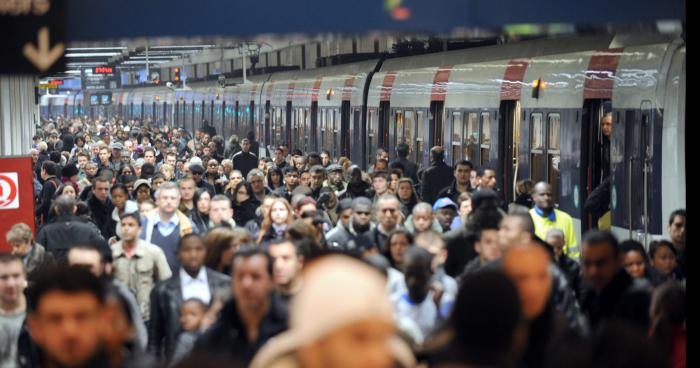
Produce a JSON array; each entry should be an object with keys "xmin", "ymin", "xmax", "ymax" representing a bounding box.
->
[{"xmin": 430, "ymin": 280, "xmax": 444, "ymax": 309}]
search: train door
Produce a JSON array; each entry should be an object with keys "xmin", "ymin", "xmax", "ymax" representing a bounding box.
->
[
  {"xmin": 528, "ymin": 111, "xmax": 562, "ymax": 206},
  {"xmin": 498, "ymin": 101, "xmax": 520, "ymax": 202},
  {"xmin": 351, "ymin": 106, "xmax": 362, "ymax": 164},
  {"xmin": 581, "ymin": 99, "xmax": 611, "ymax": 230},
  {"xmin": 368, "ymin": 108, "xmax": 379, "ymax": 167},
  {"xmin": 430, "ymin": 101, "xmax": 444, "ymax": 147},
  {"xmin": 378, "ymin": 101, "xmax": 390, "ymax": 152},
  {"xmin": 286, "ymin": 101, "xmax": 292, "ymax": 149},
  {"xmin": 392, "ymin": 109, "xmax": 402, "ymax": 158},
  {"xmin": 310, "ymin": 101, "xmax": 319, "ymax": 151},
  {"xmin": 415, "ymin": 110, "xmax": 426, "ymax": 165},
  {"xmin": 264, "ymin": 101, "xmax": 271, "ymax": 147},
  {"xmin": 341, "ymin": 101, "xmax": 351, "ymax": 157}
]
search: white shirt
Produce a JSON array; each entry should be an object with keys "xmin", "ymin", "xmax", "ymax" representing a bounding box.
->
[{"xmin": 179, "ymin": 267, "xmax": 211, "ymax": 305}]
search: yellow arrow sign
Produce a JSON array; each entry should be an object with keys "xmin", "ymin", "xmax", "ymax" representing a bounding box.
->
[
  {"xmin": 23, "ymin": 27, "xmax": 64, "ymax": 72},
  {"xmin": 38, "ymin": 83, "xmax": 58, "ymax": 88}
]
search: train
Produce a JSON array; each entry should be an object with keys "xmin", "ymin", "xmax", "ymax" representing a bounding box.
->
[{"xmin": 40, "ymin": 32, "xmax": 686, "ymax": 245}]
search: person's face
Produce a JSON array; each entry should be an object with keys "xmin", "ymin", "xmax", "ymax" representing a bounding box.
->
[
  {"xmin": 229, "ymin": 172, "xmax": 243, "ymax": 187},
  {"xmin": 378, "ymin": 200, "xmax": 399, "ymax": 230},
  {"xmin": 379, "ymin": 151, "xmax": 389, "ymax": 162},
  {"xmin": 119, "ymin": 216, "xmax": 140, "ymax": 242},
  {"xmin": 0, "ymin": 261, "xmax": 25, "ymax": 306},
  {"xmin": 209, "ymin": 200, "xmax": 233, "ymax": 224},
  {"xmin": 111, "ymin": 149, "xmax": 121, "ymax": 159},
  {"xmin": 397, "ymin": 182, "xmax": 412, "ymax": 201},
  {"xmin": 77, "ymin": 156, "xmax": 88, "ymax": 169},
  {"xmin": 651, "ymin": 246, "xmax": 677, "ymax": 276},
  {"xmin": 623, "ymin": 250, "xmax": 646, "ymax": 279},
  {"xmin": 581, "ymin": 242, "xmax": 620, "ymax": 292},
  {"xmin": 412, "ymin": 209, "xmax": 433, "ymax": 233},
  {"xmin": 435, "ymin": 207, "xmax": 456, "ymax": 229},
  {"xmin": 270, "ymin": 171, "xmax": 281, "ymax": 185},
  {"xmin": 86, "ymin": 165, "xmax": 98, "ymax": 177},
  {"xmin": 403, "ymin": 258, "xmax": 431, "ymax": 303},
  {"xmin": 241, "ymin": 140, "xmax": 250, "ymax": 152},
  {"xmin": 498, "ymin": 216, "xmax": 529, "ymax": 252},
  {"xmin": 202, "ymin": 134, "xmax": 210, "ymax": 145},
  {"xmin": 179, "ymin": 302, "xmax": 205, "ymax": 332},
  {"xmin": 28, "ymin": 291, "xmax": 103, "ymax": 368},
  {"xmin": 136, "ymin": 185, "xmax": 151, "ymax": 202},
  {"xmin": 178, "ymin": 236, "xmax": 206, "ymax": 274},
  {"xmin": 455, "ymin": 165, "xmax": 471, "ymax": 186},
  {"xmin": 546, "ymin": 235, "xmax": 565, "ymax": 260},
  {"xmin": 459, "ymin": 198, "xmax": 472, "ymax": 220},
  {"xmin": 470, "ymin": 170, "xmax": 480, "ymax": 189},
  {"xmin": 352, "ymin": 205, "xmax": 372, "ymax": 227},
  {"xmin": 111, "ymin": 189, "xmax": 128, "ymax": 210},
  {"xmin": 157, "ymin": 188, "xmax": 181, "ymax": 214},
  {"xmin": 269, "ymin": 242, "xmax": 302, "ymax": 289},
  {"xmin": 285, "ymin": 173, "xmax": 299, "ymax": 189},
  {"xmin": 311, "ymin": 171, "xmax": 324, "ymax": 189},
  {"xmin": 235, "ymin": 186, "xmax": 251, "ymax": 204},
  {"xmin": 270, "ymin": 202, "xmax": 290, "ymax": 225},
  {"xmin": 202, "ymin": 147, "xmax": 211, "ymax": 156},
  {"xmin": 10, "ymin": 239, "xmax": 32, "ymax": 257},
  {"xmin": 300, "ymin": 172, "xmax": 312, "ymax": 187},
  {"xmin": 249, "ymin": 175, "xmax": 264, "ymax": 194},
  {"xmin": 601, "ymin": 114, "xmax": 612, "ymax": 138},
  {"xmin": 67, "ymin": 249, "xmax": 103, "ymax": 277},
  {"xmin": 275, "ymin": 149, "xmax": 284, "ymax": 162},
  {"xmin": 93, "ymin": 181, "xmax": 110, "ymax": 202},
  {"xmin": 533, "ymin": 184, "xmax": 554, "ymax": 211},
  {"xmin": 124, "ymin": 141, "xmax": 133, "ymax": 152},
  {"xmin": 91, "ymin": 146, "xmax": 100, "ymax": 156},
  {"xmin": 232, "ymin": 255, "xmax": 273, "ymax": 311},
  {"xmin": 61, "ymin": 185, "xmax": 77, "ymax": 199},
  {"xmin": 166, "ymin": 155, "xmax": 176, "ymax": 167},
  {"xmin": 475, "ymin": 229, "xmax": 501, "ymax": 263},
  {"xmin": 196, "ymin": 192, "xmax": 211, "ymax": 214},
  {"xmin": 373, "ymin": 177, "xmax": 389, "ymax": 195},
  {"xmin": 207, "ymin": 161, "xmax": 218, "ymax": 174},
  {"xmin": 295, "ymin": 158, "xmax": 306, "ymax": 171},
  {"xmin": 321, "ymin": 153, "xmax": 330, "ymax": 166},
  {"xmin": 669, "ymin": 215, "xmax": 685, "ymax": 246},
  {"xmin": 339, "ymin": 208, "xmax": 353, "ymax": 226},
  {"xmin": 503, "ymin": 246, "xmax": 552, "ymax": 320},
  {"xmin": 32, "ymin": 150, "xmax": 39, "ymax": 162},
  {"xmin": 144, "ymin": 151, "xmax": 155, "ymax": 164},
  {"xmin": 329, "ymin": 171, "xmax": 343, "ymax": 186},
  {"xmin": 98, "ymin": 149, "xmax": 110, "ymax": 163},
  {"xmin": 390, "ymin": 174, "xmax": 400, "ymax": 191},
  {"xmin": 179, "ymin": 181, "xmax": 195, "ymax": 201},
  {"xmin": 480, "ymin": 169, "xmax": 497, "ymax": 190},
  {"xmin": 299, "ymin": 319, "xmax": 395, "ymax": 368},
  {"xmin": 138, "ymin": 202, "xmax": 155, "ymax": 218},
  {"xmin": 390, "ymin": 234, "xmax": 411, "ymax": 267}
]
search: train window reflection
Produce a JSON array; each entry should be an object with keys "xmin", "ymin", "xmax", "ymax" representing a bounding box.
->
[
  {"xmin": 465, "ymin": 112, "xmax": 479, "ymax": 162},
  {"xmin": 395, "ymin": 110, "xmax": 404, "ymax": 147},
  {"xmin": 369, "ymin": 109, "xmax": 377, "ymax": 164},
  {"xmin": 416, "ymin": 110, "xmax": 424, "ymax": 163},
  {"xmin": 452, "ymin": 112, "xmax": 463, "ymax": 162},
  {"xmin": 531, "ymin": 113, "xmax": 544, "ymax": 151},
  {"xmin": 548, "ymin": 114, "xmax": 561, "ymax": 151},
  {"xmin": 405, "ymin": 110, "xmax": 414, "ymax": 157}
]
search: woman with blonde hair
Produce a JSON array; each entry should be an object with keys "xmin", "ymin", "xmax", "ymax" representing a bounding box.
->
[{"xmin": 257, "ymin": 198, "xmax": 295, "ymax": 247}]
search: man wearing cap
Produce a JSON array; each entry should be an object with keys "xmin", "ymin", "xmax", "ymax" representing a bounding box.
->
[
  {"xmin": 232, "ymin": 138, "xmax": 258, "ymax": 179},
  {"xmin": 188, "ymin": 164, "xmax": 216, "ymax": 197},
  {"xmin": 110, "ymin": 142, "xmax": 124, "ymax": 168},
  {"xmin": 433, "ymin": 197, "xmax": 458, "ymax": 232},
  {"xmin": 325, "ymin": 164, "xmax": 347, "ymax": 197},
  {"xmin": 192, "ymin": 247, "xmax": 287, "ymax": 365},
  {"xmin": 250, "ymin": 255, "xmax": 415, "ymax": 368}
]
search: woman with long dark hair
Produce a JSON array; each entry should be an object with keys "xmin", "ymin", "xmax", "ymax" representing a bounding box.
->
[
  {"xmin": 190, "ymin": 188, "xmax": 212, "ymax": 235},
  {"xmin": 230, "ymin": 181, "xmax": 260, "ymax": 225},
  {"xmin": 266, "ymin": 166, "xmax": 283, "ymax": 191}
]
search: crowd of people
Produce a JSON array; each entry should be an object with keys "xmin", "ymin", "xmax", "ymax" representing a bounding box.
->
[{"xmin": 0, "ymin": 115, "xmax": 686, "ymax": 368}]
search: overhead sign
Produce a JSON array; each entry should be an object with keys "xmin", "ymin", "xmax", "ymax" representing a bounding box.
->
[
  {"xmin": 39, "ymin": 83, "xmax": 58, "ymax": 88},
  {"xmin": 81, "ymin": 67, "xmax": 120, "ymax": 90},
  {"xmin": 0, "ymin": 0, "xmax": 66, "ymax": 73},
  {"xmin": 0, "ymin": 157, "xmax": 36, "ymax": 252}
]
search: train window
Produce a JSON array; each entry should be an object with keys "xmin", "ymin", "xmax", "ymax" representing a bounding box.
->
[
  {"xmin": 452, "ymin": 112, "xmax": 463, "ymax": 162},
  {"xmin": 415, "ymin": 110, "xmax": 424, "ymax": 163},
  {"xmin": 465, "ymin": 112, "xmax": 479, "ymax": 162},
  {"xmin": 369, "ymin": 108, "xmax": 377, "ymax": 163},
  {"xmin": 531, "ymin": 113, "xmax": 544, "ymax": 151},
  {"xmin": 320, "ymin": 108, "xmax": 326, "ymax": 151},
  {"xmin": 547, "ymin": 113, "xmax": 561, "ymax": 205},
  {"xmin": 404, "ymin": 110, "xmax": 414, "ymax": 157},
  {"xmin": 481, "ymin": 112, "xmax": 491, "ymax": 164},
  {"xmin": 395, "ymin": 110, "xmax": 404, "ymax": 147},
  {"xmin": 334, "ymin": 109, "xmax": 340, "ymax": 157}
]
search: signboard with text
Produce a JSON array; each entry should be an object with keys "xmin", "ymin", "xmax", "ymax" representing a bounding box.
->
[
  {"xmin": 0, "ymin": 0, "xmax": 66, "ymax": 73},
  {"xmin": 82, "ymin": 66, "xmax": 121, "ymax": 90},
  {"xmin": 0, "ymin": 157, "xmax": 36, "ymax": 252}
]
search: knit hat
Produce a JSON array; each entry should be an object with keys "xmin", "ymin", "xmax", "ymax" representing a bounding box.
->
[{"xmin": 250, "ymin": 255, "xmax": 414, "ymax": 368}]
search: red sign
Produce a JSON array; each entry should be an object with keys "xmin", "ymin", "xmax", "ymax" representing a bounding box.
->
[
  {"xmin": 49, "ymin": 79, "xmax": 63, "ymax": 85},
  {"xmin": 0, "ymin": 157, "xmax": 35, "ymax": 252},
  {"xmin": 93, "ymin": 66, "xmax": 114, "ymax": 74}
]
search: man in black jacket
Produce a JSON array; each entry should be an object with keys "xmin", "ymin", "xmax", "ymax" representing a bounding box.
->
[
  {"xmin": 437, "ymin": 159, "xmax": 473, "ymax": 203},
  {"xmin": 192, "ymin": 247, "xmax": 288, "ymax": 365},
  {"xmin": 390, "ymin": 143, "xmax": 419, "ymax": 184},
  {"xmin": 232, "ymin": 138, "xmax": 258, "ymax": 179},
  {"xmin": 148, "ymin": 234, "xmax": 230, "ymax": 363},
  {"xmin": 420, "ymin": 146, "xmax": 453, "ymax": 205},
  {"xmin": 275, "ymin": 167, "xmax": 300, "ymax": 203},
  {"xmin": 86, "ymin": 176, "xmax": 114, "ymax": 239},
  {"xmin": 35, "ymin": 196, "xmax": 105, "ymax": 261},
  {"xmin": 36, "ymin": 161, "xmax": 61, "ymax": 225}
]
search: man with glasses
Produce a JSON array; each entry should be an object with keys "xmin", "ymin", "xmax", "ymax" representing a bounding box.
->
[
  {"xmin": 326, "ymin": 197, "xmax": 375, "ymax": 251},
  {"xmin": 188, "ymin": 164, "xmax": 216, "ymax": 197}
]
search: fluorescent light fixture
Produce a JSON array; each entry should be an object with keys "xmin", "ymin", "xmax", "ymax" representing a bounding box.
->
[{"xmin": 65, "ymin": 52, "xmax": 122, "ymax": 57}]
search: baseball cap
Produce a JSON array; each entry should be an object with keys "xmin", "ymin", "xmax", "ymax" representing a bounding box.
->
[
  {"xmin": 327, "ymin": 163, "xmax": 343, "ymax": 172},
  {"xmin": 433, "ymin": 197, "xmax": 458, "ymax": 212},
  {"xmin": 133, "ymin": 179, "xmax": 151, "ymax": 190},
  {"xmin": 189, "ymin": 164, "xmax": 205, "ymax": 174},
  {"xmin": 109, "ymin": 142, "xmax": 123, "ymax": 150}
]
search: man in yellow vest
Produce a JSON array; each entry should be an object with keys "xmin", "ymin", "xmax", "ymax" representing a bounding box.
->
[{"xmin": 529, "ymin": 182, "xmax": 579, "ymax": 258}]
